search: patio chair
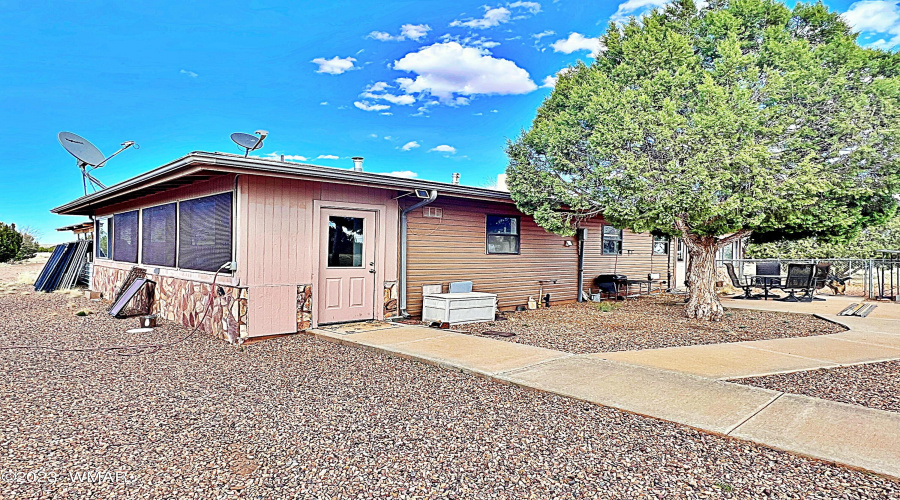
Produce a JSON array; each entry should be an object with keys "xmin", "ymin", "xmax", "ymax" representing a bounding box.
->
[
  {"xmin": 754, "ymin": 262, "xmax": 781, "ymax": 287},
  {"xmin": 777, "ymin": 263, "xmax": 816, "ymax": 302},
  {"xmin": 809, "ymin": 262, "xmax": 831, "ymax": 301},
  {"xmin": 724, "ymin": 262, "xmax": 759, "ymax": 300}
]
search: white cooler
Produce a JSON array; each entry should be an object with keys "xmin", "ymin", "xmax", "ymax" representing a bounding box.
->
[{"xmin": 422, "ymin": 292, "xmax": 497, "ymax": 325}]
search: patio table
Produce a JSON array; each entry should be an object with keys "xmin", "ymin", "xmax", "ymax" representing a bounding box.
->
[
  {"xmin": 746, "ymin": 274, "xmax": 782, "ymax": 300},
  {"xmin": 623, "ymin": 279, "xmax": 664, "ymax": 298}
]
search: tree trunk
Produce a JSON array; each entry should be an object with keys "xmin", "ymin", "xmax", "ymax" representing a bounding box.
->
[{"xmin": 685, "ymin": 242, "xmax": 723, "ymax": 321}]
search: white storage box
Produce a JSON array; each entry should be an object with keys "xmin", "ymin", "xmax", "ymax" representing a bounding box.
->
[{"xmin": 422, "ymin": 292, "xmax": 497, "ymax": 325}]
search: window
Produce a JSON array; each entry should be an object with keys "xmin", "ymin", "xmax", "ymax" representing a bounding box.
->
[
  {"xmin": 327, "ymin": 216, "xmax": 364, "ymax": 267},
  {"xmin": 602, "ymin": 225, "xmax": 622, "ymax": 255},
  {"xmin": 486, "ymin": 215, "xmax": 520, "ymax": 254},
  {"xmin": 653, "ymin": 235, "xmax": 669, "ymax": 255},
  {"xmin": 142, "ymin": 203, "xmax": 177, "ymax": 267},
  {"xmin": 95, "ymin": 217, "xmax": 110, "ymax": 259},
  {"xmin": 179, "ymin": 192, "xmax": 233, "ymax": 272},
  {"xmin": 112, "ymin": 211, "xmax": 139, "ymax": 263}
]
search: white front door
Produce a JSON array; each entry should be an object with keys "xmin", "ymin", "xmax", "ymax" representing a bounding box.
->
[{"xmin": 317, "ymin": 209, "xmax": 376, "ymax": 324}]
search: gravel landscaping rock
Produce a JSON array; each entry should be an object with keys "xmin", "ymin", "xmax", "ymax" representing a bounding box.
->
[
  {"xmin": 449, "ymin": 296, "xmax": 845, "ymax": 354},
  {"xmin": 734, "ymin": 361, "xmax": 900, "ymax": 413},
  {"xmin": 0, "ymin": 269, "xmax": 896, "ymax": 498}
]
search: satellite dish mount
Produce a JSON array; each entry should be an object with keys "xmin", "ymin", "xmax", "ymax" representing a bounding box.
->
[
  {"xmin": 231, "ymin": 130, "xmax": 268, "ymax": 157},
  {"xmin": 57, "ymin": 132, "xmax": 138, "ymax": 196}
]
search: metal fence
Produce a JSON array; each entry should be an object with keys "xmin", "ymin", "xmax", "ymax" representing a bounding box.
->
[{"xmin": 715, "ymin": 258, "xmax": 900, "ymax": 299}]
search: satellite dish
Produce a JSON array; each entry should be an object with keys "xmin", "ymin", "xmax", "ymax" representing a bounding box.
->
[
  {"xmin": 57, "ymin": 132, "xmax": 138, "ymax": 196},
  {"xmin": 58, "ymin": 132, "xmax": 106, "ymax": 167},
  {"xmin": 231, "ymin": 130, "xmax": 268, "ymax": 157}
]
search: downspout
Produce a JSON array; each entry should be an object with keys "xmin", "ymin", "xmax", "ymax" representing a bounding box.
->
[
  {"xmin": 576, "ymin": 228, "xmax": 587, "ymax": 302},
  {"xmin": 399, "ymin": 190, "xmax": 438, "ymax": 317}
]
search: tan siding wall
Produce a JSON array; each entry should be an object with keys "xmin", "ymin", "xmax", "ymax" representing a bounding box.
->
[
  {"xmin": 405, "ymin": 201, "xmax": 677, "ymax": 316},
  {"xmin": 582, "ymin": 219, "xmax": 677, "ymax": 288},
  {"xmin": 405, "ymin": 198, "xmax": 579, "ymax": 316}
]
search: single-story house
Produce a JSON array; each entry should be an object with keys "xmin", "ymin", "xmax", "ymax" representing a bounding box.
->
[{"xmin": 52, "ymin": 151, "xmax": 679, "ymax": 342}]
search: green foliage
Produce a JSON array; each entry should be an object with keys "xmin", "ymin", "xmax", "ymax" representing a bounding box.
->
[
  {"xmin": 0, "ymin": 223, "xmax": 23, "ymax": 262},
  {"xmin": 507, "ymin": 0, "xmax": 900, "ymax": 242},
  {"xmin": 746, "ymin": 214, "xmax": 900, "ymax": 259},
  {"xmin": 593, "ymin": 301, "xmax": 620, "ymax": 313}
]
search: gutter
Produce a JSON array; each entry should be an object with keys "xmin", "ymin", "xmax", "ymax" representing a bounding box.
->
[
  {"xmin": 576, "ymin": 227, "xmax": 587, "ymax": 302},
  {"xmin": 399, "ymin": 190, "xmax": 438, "ymax": 317}
]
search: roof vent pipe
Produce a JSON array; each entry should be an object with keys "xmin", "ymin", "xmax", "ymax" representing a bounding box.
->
[
  {"xmin": 351, "ymin": 156, "xmax": 364, "ymax": 172},
  {"xmin": 452, "ymin": 172, "xmax": 460, "ymax": 185},
  {"xmin": 399, "ymin": 189, "xmax": 438, "ymax": 317}
]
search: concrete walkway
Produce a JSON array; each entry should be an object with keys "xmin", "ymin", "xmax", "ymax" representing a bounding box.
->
[{"xmin": 311, "ymin": 318, "xmax": 900, "ymax": 479}]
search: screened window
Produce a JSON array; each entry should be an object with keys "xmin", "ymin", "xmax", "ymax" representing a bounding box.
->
[
  {"xmin": 142, "ymin": 203, "xmax": 177, "ymax": 267},
  {"xmin": 95, "ymin": 217, "xmax": 110, "ymax": 259},
  {"xmin": 179, "ymin": 192, "xmax": 233, "ymax": 272},
  {"xmin": 486, "ymin": 215, "xmax": 520, "ymax": 254},
  {"xmin": 112, "ymin": 211, "xmax": 139, "ymax": 263},
  {"xmin": 653, "ymin": 235, "xmax": 669, "ymax": 255},
  {"xmin": 602, "ymin": 225, "xmax": 623, "ymax": 255}
]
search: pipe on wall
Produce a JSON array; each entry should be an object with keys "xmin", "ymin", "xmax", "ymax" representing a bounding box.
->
[
  {"xmin": 399, "ymin": 190, "xmax": 438, "ymax": 317},
  {"xmin": 576, "ymin": 227, "xmax": 587, "ymax": 302}
]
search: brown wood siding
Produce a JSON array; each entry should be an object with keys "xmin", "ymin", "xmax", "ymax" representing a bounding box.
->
[
  {"xmin": 405, "ymin": 200, "xmax": 677, "ymax": 316},
  {"xmin": 405, "ymin": 198, "xmax": 579, "ymax": 316},
  {"xmin": 582, "ymin": 219, "xmax": 677, "ymax": 288}
]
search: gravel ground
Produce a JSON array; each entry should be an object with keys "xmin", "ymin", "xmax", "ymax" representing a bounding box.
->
[
  {"xmin": 734, "ymin": 361, "xmax": 900, "ymax": 413},
  {"xmin": 449, "ymin": 296, "xmax": 845, "ymax": 354},
  {"xmin": 0, "ymin": 268, "xmax": 897, "ymax": 498}
]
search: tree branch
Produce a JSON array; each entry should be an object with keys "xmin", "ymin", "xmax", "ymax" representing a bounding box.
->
[{"xmin": 717, "ymin": 229, "xmax": 752, "ymax": 248}]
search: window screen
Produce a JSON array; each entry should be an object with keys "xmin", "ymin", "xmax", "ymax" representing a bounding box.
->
[
  {"xmin": 112, "ymin": 211, "xmax": 139, "ymax": 263},
  {"xmin": 486, "ymin": 215, "xmax": 520, "ymax": 254},
  {"xmin": 142, "ymin": 203, "xmax": 176, "ymax": 267},
  {"xmin": 95, "ymin": 217, "xmax": 110, "ymax": 259},
  {"xmin": 179, "ymin": 192, "xmax": 232, "ymax": 272},
  {"xmin": 602, "ymin": 225, "xmax": 622, "ymax": 255}
]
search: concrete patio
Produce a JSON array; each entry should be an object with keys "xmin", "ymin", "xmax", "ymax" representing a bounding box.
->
[{"xmin": 310, "ymin": 296, "xmax": 900, "ymax": 479}]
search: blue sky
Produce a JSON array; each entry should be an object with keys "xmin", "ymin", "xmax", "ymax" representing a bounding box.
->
[{"xmin": 0, "ymin": 0, "xmax": 894, "ymax": 244}]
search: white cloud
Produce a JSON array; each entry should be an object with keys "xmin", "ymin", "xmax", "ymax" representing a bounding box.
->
[
  {"xmin": 368, "ymin": 31, "xmax": 396, "ymax": 41},
  {"xmin": 263, "ymin": 153, "xmax": 308, "ymax": 162},
  {"xmin": 363, "ymin": 92, "xmax": 416, "ymax": 105},
  {"xmin": 508, "ymin": 1, "xmax": 541, "ymax": 14},
  {"xmin": 551, "ymin": 32, "xmax": 604, "ymax": 57},
  {"xmin": 320, "ymin": 101, "xmax": 328, "ymax": 105},
  {"xmin": 541, "ymin": 66, "xmax": 575, "ymax": 88},
  {"xmin": 317, "ymin": 154, "xmax": 340, "ymax": 160},
  {"xmin": 393, "ymin": 41, "xmax": 537, "ymax": 103},
  {"xmin": 610, "ymin": 0, "xmax": 669, "ymax": 23},
  {"xmin": 381, "ymin": 112, "xmax": 393, "ymax": 115},
  {"xmin": 180, "ymin": 69, "xmax": 198, "ymax": 78},
  {"xmin": 532, "ymin": 30, "xmax": 555, "ymax": 40},
  {"xmin": 311, "ymin": 56, "xmax": 357, "ymax": 74},
  {"xmin": 843, "ymin": 1, "xmax": 900, "ymax": 48},
  {"xmin": 401, "ymin": 141, "xmax": 420, "ymax": 151},
  {"xmin": 369, "ymin": 24, "xmax": 432, "ymax": 42},
  {"xmin": 354, "ymin": 101, "xmax": 392, "ymax": 111},
  {"xmin": 386, "ymin": 170, "xmax": 419, "ymax": 178},
  {"xmin": 401, "ymin": 24, "xmax": 431, "ymax": 40},
  {"xmin": 451, "ymin": 7, "xmax": 511, "ymax": 29},
  {"xmin": 429, "ymin": 144, "xmax": 457, "ymax": 154},
  {"xmin": 367, "ymin": 81, "xmax": 390, "ymax": 92}
]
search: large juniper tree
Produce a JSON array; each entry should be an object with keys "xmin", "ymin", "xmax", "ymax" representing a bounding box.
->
[{"xmin": 507, "ymin": 0, "xmax": 900, "ymax": 320}]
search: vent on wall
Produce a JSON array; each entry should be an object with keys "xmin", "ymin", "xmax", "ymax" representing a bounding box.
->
[{"xmin": 423, "ymin": 207, "xmax": 443, "ymax": 218}]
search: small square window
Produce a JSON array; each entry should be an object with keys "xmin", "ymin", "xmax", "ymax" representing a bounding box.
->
[
  {"xmin": 602, "ymin": 225, "xmax": 622, "ymax": 255},
  {"xmin": 653, "ymin": 235, "xmax": 669, "ymax": 255},
  {"xmin": 486, "ymin": 215, "xmax": 520, "ymax": 254}
]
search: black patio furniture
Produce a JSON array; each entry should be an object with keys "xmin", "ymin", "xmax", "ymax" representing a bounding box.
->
[
  {"xmin": 777, "ymin": 263, "xmax": 816, "ymax": 302},
  {"xmin": 754, "ymin": 262, "xmax": 781, "ymax": 287},
  {"xmin": 594, "ymin": 274, "xmax": 627, "ymax": 300},
  {"xmin": 811, "ymin": 262, "xmax": 831, "ymax": 301},
  {"xmin": 724, "ymin": 262, "xmax": 759, "ymax": 300}
]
